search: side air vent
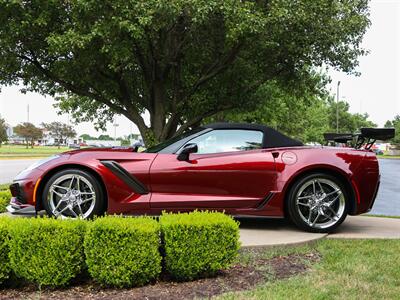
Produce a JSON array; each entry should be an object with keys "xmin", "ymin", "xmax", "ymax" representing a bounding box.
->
[{"xmin": 100, "ymin": 160, "xmax": 149, "ymax": 195}]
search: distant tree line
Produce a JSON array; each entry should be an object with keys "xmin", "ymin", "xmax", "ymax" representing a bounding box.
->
[
  {"xmin": 0, "ymin": 117, "xmax": 8, "ymax": 147},
  {"xmin": 385, "ymin": 115, "xmax": 400, "ymax": 147},
  {"xmin": 211, "ymin": 79, "xmax": 377, "ymax": 144},
  {"xmin": 5, "ymin": 121, "xmax": 76, "ymax": 149}
]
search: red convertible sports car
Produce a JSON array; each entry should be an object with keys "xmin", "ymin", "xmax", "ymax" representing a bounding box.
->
[{"xmin": 7, "ymin": 123, "xmax": 395, "ymax": 232}]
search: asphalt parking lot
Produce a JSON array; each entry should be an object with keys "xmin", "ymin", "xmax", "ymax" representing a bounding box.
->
[
  {"xmin": 1, "ymin": 157, "xmax": 399, "ymax": 216},
  {"xmin": 369, "ymin": 158, "xmax": 400, "ymax": 216}
]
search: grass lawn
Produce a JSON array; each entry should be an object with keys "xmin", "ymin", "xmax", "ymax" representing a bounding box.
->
[
  {"xmin": 0, "ymin": 183, "xmax": 10, "ymax": 190},
  {"xmin": 0, "ymin": 144, "xmax": 70, "ymax": 159},
  {"xmin": 219, "ymin": 239, "xmax": 400, "ymax": 299},
  {"xmin": 365, "ymin": 214, "xmax": 400, "ymax": 219},
  {"xmin": 378, "ymin": 155, "xmax": 400, "ymax": 159}
]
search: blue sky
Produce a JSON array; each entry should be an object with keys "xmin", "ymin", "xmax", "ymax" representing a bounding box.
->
[{"xmin": 1, "ymin": 0, "xmax": 399, "ymax": 137}]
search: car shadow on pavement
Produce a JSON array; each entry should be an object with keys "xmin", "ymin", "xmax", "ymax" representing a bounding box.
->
[{"xmin": 235, "ymin": 217, "xmax": 296, "ymax": 230}]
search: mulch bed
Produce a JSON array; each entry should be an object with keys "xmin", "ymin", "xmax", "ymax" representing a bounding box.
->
[{"xmin": 0, "ymin": 250, "xmax": 320, "ymax": 300}]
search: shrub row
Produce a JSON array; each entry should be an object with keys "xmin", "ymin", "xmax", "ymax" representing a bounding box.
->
[
  {"xmin": 0, "ymin": 218, "xmax": 10, "ymax": 285},
  {"xmin": 0, "ymin": 211, "xmax": 240, "ymax": 288},
  {"xmin": 0, "ymin": 190, "xmax": 11, "ymax": 213}
]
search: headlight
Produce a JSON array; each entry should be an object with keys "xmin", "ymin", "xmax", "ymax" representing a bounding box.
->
[{"xmin": 24, "ymin": 155, "xmax": 61, "ymax": 171}]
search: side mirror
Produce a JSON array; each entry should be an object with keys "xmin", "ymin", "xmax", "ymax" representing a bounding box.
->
[
  {"xmin": 177, "ymin": 143, "xmax": 198, "ymax": 161},
  {"xmin": 132, "ymin": 141, "xmax": 143, "ymax": 152}
]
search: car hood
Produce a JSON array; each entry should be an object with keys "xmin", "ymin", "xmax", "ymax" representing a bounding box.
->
[{"xmin": 64, "ymin": 146, "xmax": 135, "ymax": 155}]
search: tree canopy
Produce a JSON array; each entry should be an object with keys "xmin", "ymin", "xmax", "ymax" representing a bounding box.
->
[
  {"xmin": 80, "ymin": 133, "xmax": 96, "ymax": 141},
  {"xmin": 385, "ymin": 115, "xmax": 400, "ymax": 145},
  {"xmin": 221, "ymin": 78, "xmax": 376, "ymax": 144},
  {"xmin": 13, "ymin": 122, "xmax": 43, "ymax": 148},
  {"xmin": 326, "ymin": 99, "xmax": 376, "ymax": 134},
  {"xmin": 0, "ymin": 0, "xmax": 370, "ymax": 145},
  {"xmin": 41, "ymin": 122, "xmax": 76, "ymax": 148},
  {"xmin": 0, "ymin": 117, "xmax": 8, "ymax": 147}
]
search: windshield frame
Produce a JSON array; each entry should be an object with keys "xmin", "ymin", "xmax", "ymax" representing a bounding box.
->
[{"xmin": 143, "ymin": 127, "xmax": 210, "ymax": 154}]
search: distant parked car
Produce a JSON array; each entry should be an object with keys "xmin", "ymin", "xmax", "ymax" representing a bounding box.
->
[
  {"xmin": 372, "ymin": 148, "xmax": 384, "ymax": 155},
  {"xmin": 68, "ymin": 144, "xmax": 80, "ymax": 149}
]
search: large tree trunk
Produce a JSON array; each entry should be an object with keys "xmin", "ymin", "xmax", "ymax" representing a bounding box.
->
[{"xmin": 150, "ymin": 80, "xmax": 166, "ymax": 144}]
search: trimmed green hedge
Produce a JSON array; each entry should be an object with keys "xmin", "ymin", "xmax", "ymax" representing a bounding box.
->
[
  {"xmin": 0, "ymin": 212, "xmax": 240, "ymax": 288},
  {"xmin": 8, "ymin": 218, "xmax": 86, "ymax": 287},
  {"xmin": 84, "ymin": 216, "xmax": 162, "ymax": 287},
  {"xmin": 0, "ymin": 218, "xmax": 10, "ymax": 284},
  {"xmin": 0, "ymin": 190, "xmax": 10, "ymax": 213},
  {"xmin": 160, "ymin": 211, "xmax": 240, "ymax": 281}
]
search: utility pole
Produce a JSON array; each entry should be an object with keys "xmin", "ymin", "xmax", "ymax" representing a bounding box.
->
[
  {"xmin": 336, "ymin": 81, "xmax": 341, "ymax": 133},
  {"xmin": 113, "ymin": 122, "xmax": 119, "ymax": 142}
]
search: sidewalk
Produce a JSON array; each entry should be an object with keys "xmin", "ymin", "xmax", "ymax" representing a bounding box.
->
[{"xmin": 239, "ymin": 216, "xmax": 400, "ymax": 247}]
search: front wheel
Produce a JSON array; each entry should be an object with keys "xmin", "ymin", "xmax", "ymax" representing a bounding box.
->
[
  {"xmin": 42, "ymin": 169, "xmax": 105, "ymax": 219},
  {"xmin": 287, "ymin": 173, "xmax": 348, "ymax": 233}
]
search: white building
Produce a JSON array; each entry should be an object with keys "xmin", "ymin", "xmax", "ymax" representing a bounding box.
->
[
  {"xmin": 5, "ymin": 123, "xmax": 13, "ymax": 137},
  {"xmin": 38, "ymin": 129, "xmax": 83, "ymax": 146}
]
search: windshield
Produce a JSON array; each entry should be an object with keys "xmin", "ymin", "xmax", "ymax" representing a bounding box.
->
[{"xmin": 144, "ymin": 127, "xmax": 204, "ymax": 153}]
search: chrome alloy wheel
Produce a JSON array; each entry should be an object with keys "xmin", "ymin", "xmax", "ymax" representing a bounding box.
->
[
  {"xmin": 295, "ymin": 178, "xmax": 346, "ymax": 229},
  {"xmin": 48, "ymin": 174, "xmax": 96, "ymax": 219}
]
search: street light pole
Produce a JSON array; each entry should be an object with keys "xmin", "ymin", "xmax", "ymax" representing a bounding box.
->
[
  {"xmin": 336, "ymin": 81, "xmax": 341, "ymax": 133},
  {"xmin": 113, "ymin": 122, "xmax": 119, "ymax": 142}
]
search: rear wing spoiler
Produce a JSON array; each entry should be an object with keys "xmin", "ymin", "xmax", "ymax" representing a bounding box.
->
[
  {"xmin": 323, "ymin": 133, "xmax": 353, "ymax": 144},
  {"xmin": 324, "ymin": 128, "xmax": 395, "ymax": 150}
]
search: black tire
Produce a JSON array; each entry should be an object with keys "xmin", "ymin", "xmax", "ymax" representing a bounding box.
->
[
  {"xmin": 42, "ymin": 168, "xmax": 105, "ymax": 219},
  {"xmin": 287, "ymin": 173, "xmax": 348, "ymax": 233}
]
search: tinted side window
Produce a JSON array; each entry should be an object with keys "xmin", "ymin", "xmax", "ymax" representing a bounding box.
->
[{"xmin": 186, "ymin": 130, "xmax": 263, "ymax": 154}]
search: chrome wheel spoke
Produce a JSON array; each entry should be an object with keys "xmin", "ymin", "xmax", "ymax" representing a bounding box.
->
[
  {"xmin": 324, "ymin": 189, "xmax": 341, "ymax": 198},
  {"xmin": 54, "ymin": 204, "xmax": 70, "ymax": 216},
  {"xmin": 76, "ymin": 202, "xmax": 83, "ymax": 216},
  {"xmin": 298, "ymin": 195, "xmax": 313, "ymax": 200},
  {"xmin": 51, "ymin": 189, "xmax": 66, "ymax": 198},
  {"xmin": 53, "ymin": 185, "xmax": 69, "ymax": 191},
  {"xmin": 311, "ymin": 212, "xmax": 320, "ymax": 227},
  {"xmin": 80, "ymin": 192, "xmax": 95, "ymax": 196},
  {"xmin": 69, "ymin": 176, "xmax": 75, "ymax": 189},
  {"xmin": 307, "ymin": 210, "xmax": 313, "ymax": 224},
  {"xmin": 69, "ymin": 206, "xmax": 78, "ymax": 217},
  {"xmin": 76, "ymin": 177, "xmax": 81, "ymax": 192},
  {"xmin": 80, "ymin": 197, "xmax": 94, "ymax": 205},
  {"xmin": 297, "ymin": 201, "xmax": 310, "ymax": 207},
  {"xmin": 316, "ymin": 180, "xmax": 325, "ymax": 194},
  {"xmin": 312, "ymin": 181, "xmax": 316, "ymax": 195},
  {"xmin": 325, "ymin": 192, "xmax": 342, "ymax": 207},
  {"xmin": 326, "ymin": 206, "xmax": 339, "ymax": 220},
  {"xmin": 52, "ymin": 199, "xmax": 65, "ymax": 215}
]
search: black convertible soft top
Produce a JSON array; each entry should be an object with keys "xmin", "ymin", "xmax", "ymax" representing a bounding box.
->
[{"xmin": 203, "ymin": 123, "xmax": 303, "ymax": 148}]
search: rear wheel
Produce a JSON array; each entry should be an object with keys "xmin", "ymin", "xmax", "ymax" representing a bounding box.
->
[
  {"xmin": 42, "ymin": 169, "xmax": 105, "ymax": 219},
  {"xmin": 287, "ymin": 173, "xmax": 348, "ymax": 233}
]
